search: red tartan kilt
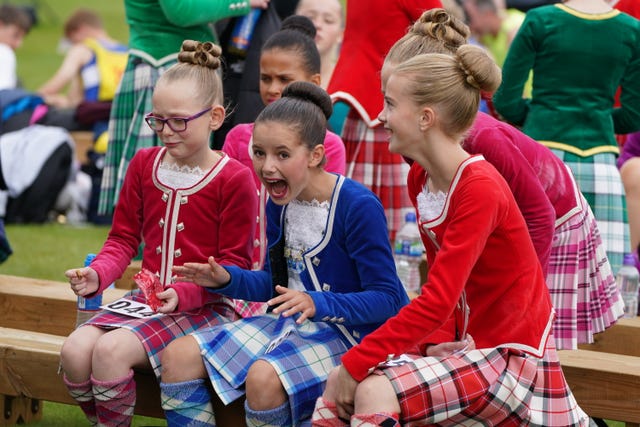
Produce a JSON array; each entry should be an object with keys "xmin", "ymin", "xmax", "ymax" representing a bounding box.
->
[{"xmin": 380, "ymin": 342, "xmax": 587, "ymax": 426}]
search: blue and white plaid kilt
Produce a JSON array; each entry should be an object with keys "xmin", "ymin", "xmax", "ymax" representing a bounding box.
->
[
  {"xmin": 192, "ymin": 313, "xmax": 350, "ymax": 423},
  {"xmin": 551, "ymin": 150, "xmax": 630, "ymax": 273}
]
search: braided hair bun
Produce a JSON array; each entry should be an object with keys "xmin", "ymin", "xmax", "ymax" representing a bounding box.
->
[
  {"xmin": 412, "ymin": 8, "xmax": 469, "ymax": 50},
  {"xmin": 178, "ymin": 40, "xmax": 222, "ymax": 70}
]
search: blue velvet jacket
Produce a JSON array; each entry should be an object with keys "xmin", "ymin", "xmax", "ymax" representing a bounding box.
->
[{"xmin": 219, "ymin": 175, "xmax": 409, "ymax": 345}]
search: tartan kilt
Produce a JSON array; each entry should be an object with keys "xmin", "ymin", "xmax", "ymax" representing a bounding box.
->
[
  {"xmin": 193, "ymin": 313, "xmax": 350, "ymax": 422},
  {"xmin": 549, "ymin": 192, "xmax": 624, "ymax": 350},
  {"xmin": 98, "ymin": 56, "xmax": 175, "ymax": 216},
  {"xmin": 551, "ymin": 150, "xmax": 630, "ymax": 273},
  {"xmin": 341, "ymin": 111, "xmax": 412, "ymax": 240},
  {"xmin": 381, "ymin": 341, "xmax": 588, "ymax": 426},
  {"xmin": 83, "ymin": 289, "xmax": 259, "ymax": 378}
]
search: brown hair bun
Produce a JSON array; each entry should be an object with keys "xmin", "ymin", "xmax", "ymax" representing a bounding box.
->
[{"xmin": 282, "ymin": 81, "xmax": 333, "ymax": 120}]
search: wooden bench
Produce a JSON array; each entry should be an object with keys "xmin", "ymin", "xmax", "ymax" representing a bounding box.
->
[
  {"xmin": 559, "ymin": 349, "xmax": 640, "ymax": 427},
  {"xmin": 0, "ymin": 274, "xmax": 128, "ymax": 337},
  {"xmin": 0, "ymin": 327, "xmax": 163, "ymax": 423},
  {"xmin": 558, "ymin": 316, "xmax": 640, "ymax": 427},
  {"xmin": 0, "ymin": 273, "xmax": 164, "ymax": 424},
  {"xmin": 578, "ymin": 316, "xmax": 640, "ymax": 357}
]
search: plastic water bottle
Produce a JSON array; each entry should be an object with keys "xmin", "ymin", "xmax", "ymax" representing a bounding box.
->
[
  {"xmin": 75, "ymin": 253, "xmax": 102, "ymax": 327},
  {"xmin": 616, "ymin": 253, "xmax": 639, "ymax": 318},
  {"xmin": 228, "ymin": 8, "xmax": 262, "ymax": 58},
  {"xmin": 394, "ymin": 212, "xmax": 423, "ymax": 294}
]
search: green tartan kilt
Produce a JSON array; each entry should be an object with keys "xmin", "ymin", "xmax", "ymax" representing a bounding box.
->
[{"xmin": 551, "ymin": 149, "xmax": 629, "ymax": 272}]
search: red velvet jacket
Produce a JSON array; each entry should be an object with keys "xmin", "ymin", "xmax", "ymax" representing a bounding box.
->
[
  {"xmin": 342, "ymin": 156, "xmax": 553, "ymax": 381},
  {"xmin": 90, "ymin": 147, "xmax": 257, "ymax": 311}
]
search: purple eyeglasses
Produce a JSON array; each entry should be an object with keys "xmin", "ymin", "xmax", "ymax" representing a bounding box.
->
[{"xmin": 144, "ymin": 107, "xmax": 212, "ymax": 133}]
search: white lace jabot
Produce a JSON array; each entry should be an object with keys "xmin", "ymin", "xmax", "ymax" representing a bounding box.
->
[
  {"xmin": 417, "ymin": 185, "xmax": 447, "ymax": 222},
  {"xmin": 284, "ymin": 198, "xmax": 330, "ymax": 291},
  {"xmin": 157, "ymin": 161, "xmax": 207, "ymax": 189}
]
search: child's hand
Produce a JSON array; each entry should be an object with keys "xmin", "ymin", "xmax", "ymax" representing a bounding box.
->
[
  {"xmin": 425, "ymin": 334, "xmax": 475, "ymax": 357},
  {"xmin": 335, "ymin": 365, "xmax": 358, "ymax": 419},
  {"xmin": 155, "ymin": 288, "xmax": 178, "ymax": 314},
  {"xmin": 65, "ymin": 267, "xmax": 99, "ymax": 296},
  {"xmin": 269, "ymin": 285, "xmax": 316, "ymax": 323},
  {"xmin": 172, "ymin": 256, "xmax": 230, "ymax": 288}
]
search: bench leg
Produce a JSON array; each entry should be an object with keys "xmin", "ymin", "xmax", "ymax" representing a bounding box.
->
[{"xmin": 1, "ymin": 395, "xmax": 42, "ymax": 426}]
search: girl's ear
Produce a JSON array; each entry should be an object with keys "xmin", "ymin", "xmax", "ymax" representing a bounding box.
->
[
  {"xmin": 209, "ymin": 105, "xmax": 226, "ymax": 131},
  {"xmin": 419, "ymin": 106, "xmax": 436, "ymax": 132},
  {"xmin": 310, "ymin": 73, "xmax": 322, "ymax": 87},
  {"xmin": 308, "ymin": 143, "xmax": 326, "ymax": 167}
]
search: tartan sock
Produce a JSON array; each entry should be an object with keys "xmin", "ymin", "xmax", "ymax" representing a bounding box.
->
[
  {"xmin": 63, "ymin": 375, "xmax": 97, "ymax": 426},
  {"xmin": 92, "ymin": 370, "xmax": 136, "ymax": 427},
  {"xmin": 245, "ymin": 400, "xmax": 292, "ymax": 427},
  {"xmin": 160, "ymin": 379, "xmax": 216, "ymax": 427},
  {"xmin": 351, "ymin": 412, "xmax": 400, "ymax": 427},
  {"xmin": 311, "ymin": 398, "xmax": 348, "ymax": 426}
]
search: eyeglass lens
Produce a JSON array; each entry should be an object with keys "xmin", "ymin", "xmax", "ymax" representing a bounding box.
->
[{"xmin": 147, "ymin": 117, "xmax": 188, "ymax": 132}]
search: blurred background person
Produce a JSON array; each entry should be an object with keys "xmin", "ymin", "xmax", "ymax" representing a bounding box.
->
[
  {"xmin": 493, "ymin": 0, "xmax": 640, "ymax": 273},
  {"xmin": 295, "ymin": 0, "xmax": 344, "ymax": 89}
]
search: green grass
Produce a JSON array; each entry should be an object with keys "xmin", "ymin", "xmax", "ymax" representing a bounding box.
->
[
  {"xmin": 30, "ymin": 401, "xmax": 165, "ymax": 427},
  {"xmin": 2, "ymin": 222, "xmax": 109, "ymax": 279}
]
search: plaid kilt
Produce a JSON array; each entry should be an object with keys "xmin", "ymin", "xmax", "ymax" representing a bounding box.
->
[
  {"xmin": 549, "ymin": 192, "xmax": 624, "ymax": 350},
  {"xmin": 551, "ymin": 150, "xmax": 630, "ymax": 273},
  {"xmin": 83, "ymin": 289, "xmax": 258, "ymax": 378},
  {"xmin": 98, "ymin": 56, "xmax": 175, "ymax": 216},
  {"xmin": 381, "ymin": 340, "xmax": 588, "ymax": 426},
  {"xmin": 341, "ymin": 110, "xmax": 412, "ymax": 240},
  {"xmin": 193, "ymin": 313, "xmax": 349, "ymax": 422}
]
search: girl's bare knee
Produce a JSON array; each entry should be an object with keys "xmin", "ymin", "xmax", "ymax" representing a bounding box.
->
[
  {"xmin": 92, "ymin": 329, "xmax": 145, "ymax": 375},
  {"xmin": 60, "ymin": 326, "xmax": 103, "ymax": 380},
  {"xmin": 245, "ymin": 360, "xmax": 286, "ymax": 409},
  {"xmin": 354, "ymin": 374, "xmax": 400, "ymax": 414},
  {"xmin": 160, "ymin": 335, "xmax": 206, "ymax": 382},
  {"xmin": 321, "ymin": 366, "xmax": 341, "ymax": 401}
]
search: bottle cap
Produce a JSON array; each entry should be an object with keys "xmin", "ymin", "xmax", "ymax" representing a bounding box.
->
[
  {"xmin": 405, "ymin": 211, "xmax": 417, "ymax": 223},
  {"xmin": 84, "ymin": 253, "xmax": 97, "ymax": 267},
  {"xmin": 623, "ymin": 253, "xmax": 638, "ymax": 267}
]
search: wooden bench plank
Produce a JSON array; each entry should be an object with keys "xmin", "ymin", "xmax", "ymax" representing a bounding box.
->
[
  {"xmin": 579, "ymin": 316, "xmax": 640, "ymax": 357},
  {"xmin": 559, "ymin": 349, "xmax": 640, "ymax": 424},
  {"xmin": 0, "ymin": 275, "xmax": 128, "ymax": 336},
  {"xmin": 0, "ymin": 327, "xmax": 163, "ymax": 419}
]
